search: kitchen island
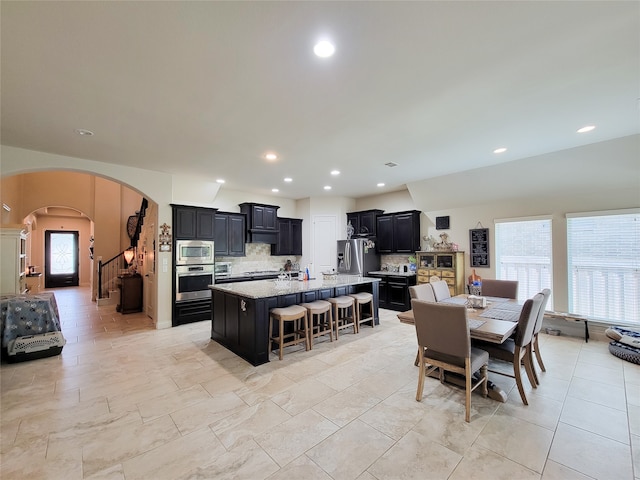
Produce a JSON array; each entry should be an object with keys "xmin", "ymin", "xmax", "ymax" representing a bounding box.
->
[{"xmin": 210, "ymin": 275, "xmax": 380, "ymax": 366}]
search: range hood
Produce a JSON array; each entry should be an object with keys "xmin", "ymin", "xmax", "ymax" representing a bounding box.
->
[
  {"xmin": 246, "ymin": 229, "xmax": 279, "ymax": 244},
  {"xmin": 239, "ymin": 202, "xmax": 280, "ymax": 244}
]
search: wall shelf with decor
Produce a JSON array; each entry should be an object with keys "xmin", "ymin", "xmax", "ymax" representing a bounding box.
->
[{"xmin": 469, "ymin": 228, "xmax": 490, "ymax": 268}]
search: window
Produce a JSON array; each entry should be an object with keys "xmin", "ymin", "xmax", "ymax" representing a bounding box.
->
[
  {"xmin": 567, "ymin": 210, "xmax": 640, "ymax": 326},
  {"xmin": 495, "ymin": 217, "xmax": 553, "ymax": 307}
]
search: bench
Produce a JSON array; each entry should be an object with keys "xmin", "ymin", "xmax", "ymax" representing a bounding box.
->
[{"xmin": 544, "ymin": 311, "xmax": 590, "ymax": 342}]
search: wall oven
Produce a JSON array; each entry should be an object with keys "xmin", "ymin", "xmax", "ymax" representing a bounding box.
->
[
  {"xmin": 175, "ymin": 264, "xmax": 214, "ymax": 302},
  {"xmin": 176, "ymin": 240, "xmax": 214, "ymax": 265}
]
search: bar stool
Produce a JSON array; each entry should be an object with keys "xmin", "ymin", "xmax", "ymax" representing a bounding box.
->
[
  {"xmin": 349, "ymin": 292, "xmax": 375, "ymax": 333},
  {"xmin": 327, "ymin": 296, "xmax": 356, "ymax": 340},
  {"xmin": 301, "ymin": 300, "xmax": 334, "ymax": 348},
  {"xmin": 268, "ymin": 305, "xmax": 310, "ymax": 360}
]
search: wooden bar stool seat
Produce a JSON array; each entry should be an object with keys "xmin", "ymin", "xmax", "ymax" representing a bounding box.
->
[
  {"xmin": 301, "ymin": 299, "xmax": 334, "ymax": 348},
  {"xmin": 349, "ymin": 292, "xmax": 375, "ymax": 333},
  {"xmin": 327, "ymin": 296, "xmax": 356, "ymax": 339},
  {"xmin": 268, "ymin": 305, "xmax": 310, "ymax": 360}
]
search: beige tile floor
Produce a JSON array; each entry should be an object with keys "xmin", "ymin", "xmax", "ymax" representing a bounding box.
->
[{"xmin": 1, "ymin": 286, "xmax": 638, "ymax": 480}]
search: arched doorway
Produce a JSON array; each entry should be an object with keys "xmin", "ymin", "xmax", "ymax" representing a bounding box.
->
[{"xmin": 1, "ymin": 171, "xmax": 158, "ymax": 322}]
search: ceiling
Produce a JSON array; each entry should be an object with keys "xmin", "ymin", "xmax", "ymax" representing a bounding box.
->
[{"xmin": 2, "ymin": 2, "xmax": 638, "ymax": 200}]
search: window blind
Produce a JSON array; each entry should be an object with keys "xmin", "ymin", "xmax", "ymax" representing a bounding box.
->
[
  {"xmin": 495, "ymin": 218, "xmax": 553, "ymax": 307},
  {"xmin": 567, "ymin": 211, "xmax": 640, "ymax": 326}
]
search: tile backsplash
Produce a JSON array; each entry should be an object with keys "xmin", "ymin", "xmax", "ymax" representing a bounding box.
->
[
  {"xmin": 381, "ymin": 254, "xmax": 416, "ymax": 272},
  {"xmin": 216, "ymin": 246, "xmax": 415, "ymax": 275},
  {"xmin": 216, "ymin": 243, "xmax": 299, "ymax": 274}
]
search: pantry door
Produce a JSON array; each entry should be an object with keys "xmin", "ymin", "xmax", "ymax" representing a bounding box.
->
[{"xmin": 45, "ymin": 230, "xmax": 79, "ymax": 288}]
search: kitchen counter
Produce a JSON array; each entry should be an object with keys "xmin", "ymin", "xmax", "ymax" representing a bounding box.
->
[
  {"xmin": 368, "ymin": 270, "xmax": 416, "ymax": 277},
  {"xmin": 210, "ymin": 275, "xmax": 378, "ymax": 299},
  {"xmin": 209, "ymin": 275, "xmax": 380, "ymax": 366},
  {"xmin": 214, "ymin": 271, "xmax": 298, "ymax": 284}
]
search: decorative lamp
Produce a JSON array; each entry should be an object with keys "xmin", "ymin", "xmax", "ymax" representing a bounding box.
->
[{"xmin": 123, "ymin": 248, "xmax": 135, "ymax": 272}]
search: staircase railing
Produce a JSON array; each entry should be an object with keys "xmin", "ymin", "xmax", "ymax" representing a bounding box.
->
[
  {"xmin": 98, "ymin": 251, "xmax": 128, "ymax": 299},
  {"xmin": 129, "ymin": 198, "xmax": 148, "ymax": 247},
  {"xmin": 97, "ymin": 198, "xmax": 148, "ymax": 299}
]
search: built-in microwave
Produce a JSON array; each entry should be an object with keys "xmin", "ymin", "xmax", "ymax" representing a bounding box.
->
[{"xmin": 175, "ymin": 239, "xmax": 214, "ymax": 265}]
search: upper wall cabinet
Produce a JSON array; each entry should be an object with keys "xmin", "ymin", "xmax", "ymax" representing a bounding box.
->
[
  {"xmin": 271, "ymin": 217, "xmax": 302, "ymax": 256},
  {"xmin": 172, "ymin": 205, "xmax": 217, "ymax": 240},
  {"xmin": 215, "ymin": 212, "xmax": 246, "ymax": 257},
  {"xmin": 376, "ymin": 210, "xmax": 421, "ymax": 254},
  {"xmin": 346, "ymin": 209, "xmax": 384, "ymax": 237},
  {"xmin": 239, "ymin": 203, "xmax": 280, "ymax": 244}
]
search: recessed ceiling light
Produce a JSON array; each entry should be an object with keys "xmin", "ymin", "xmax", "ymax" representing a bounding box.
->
[
  {"xmin": 272, "ymin": 188, "xmax": 279, "ymax": 193},
  {"xmin": 75, "ymin": 128, "xmax": 94, "ymax": 136},
  {"xmin": 377, "ymin": 183, "xmax": 385, "ymax": 187},
  {"xmin": 216, "ymin": 179, "xmax": 225, "ymax": 184},
  {"xmin": 577, "ymin": 125, "xmax": 596, "ymax": 133},
  {"xmin": 323, "ymin": 185, "xmax": 332, "ymax": 190},
  {"xmin": 283, "ymin": 177, "xmax": 292, "ymax": 183},
  {"xmin": 330, "ymin": 170, "xmax": 340, "ymax": 176},
  {"xmin": 314, "ymin": 41, "xmax": 335, "ymax": 58},
  {"xmin": 265, "ymin": 152, "xmax": 278, "ymax": 161},
  {"xmin": 493, "ymin": 147, "xmax": 507, "ymax": 154}
]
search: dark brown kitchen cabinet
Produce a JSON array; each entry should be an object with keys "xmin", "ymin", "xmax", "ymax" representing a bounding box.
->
[
  {"xmin": 239, "ymin": 203, "xmax": 278, "ymax": 231},
  {"xmin": 376, "ymin": 215, "xmax": 394, "ymax": 253},
  {"xmin": 376, "ymin": 210, "xmax": 421, "ymax": 254},
  {"xmin": 117, "ymin": 274, "xmax": 142, "ymax": 314},
  {"xmin": 239, "ymin": 202, "xmax": 280, "ymax": 243},
  {"xmin": 172, "ymin": 205, "xmax": 217, "ymax": 240},
  {"xmin": 347, "ymin": 209, "xmax": 384, "ymax": 237},
  {"xmin": 368, "ymin": 273, "xmax": 416, "ymax": 311},
  {"xmin": 271, "ymin": 217, "xmax": 303, "ymax": 256},
  {"xmin": 215, "ymin": 212, "xmax": 246, "ymax": 257}
]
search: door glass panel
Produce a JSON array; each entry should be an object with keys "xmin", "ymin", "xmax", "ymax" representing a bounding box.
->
[{"xmin": 49, "ymin": 233, "xmax": 75, "ymax": 274}]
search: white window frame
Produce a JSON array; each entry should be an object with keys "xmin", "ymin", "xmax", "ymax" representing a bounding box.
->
[
  {"xmin": 494, "ymin": 215, "xmax": 553, "ymax": 307},
  {"xmin": 566, "ymin": 208, "xmax": 640, "ymax": 327}
]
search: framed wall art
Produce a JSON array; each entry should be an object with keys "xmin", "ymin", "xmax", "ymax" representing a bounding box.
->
[{"xmin": 469, "ymin": 227, "xmax": 490, "ymax": 267}]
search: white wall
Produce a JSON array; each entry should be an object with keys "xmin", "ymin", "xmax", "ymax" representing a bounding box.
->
[
  {"xmin": 212, "ymin": 188, "xmax": 297, "ymax": 216},
  {"xmin": 356, "ymin": 189, "xmax": 416, "ymax": 214}
]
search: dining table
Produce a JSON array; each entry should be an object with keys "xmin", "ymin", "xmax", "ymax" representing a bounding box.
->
[
  {"xmin": 398, "ymin": 294, "xmax": 524, "ymax": 403},
  {"xmin": 397, "ymin": 294, "xmax": 522, "ymax": 344}
]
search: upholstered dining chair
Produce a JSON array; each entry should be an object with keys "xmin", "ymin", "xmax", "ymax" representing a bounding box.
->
[
  {"xmin": 430, "ymin": 279, "xmax": 451, "ymax": 302},
  {"xmin": 473, "ymin": 293, "xmax": 544, "ymax": 405},
  {"xmin": 481, "ymin": 279, "xmax": 519, "ymax": 299},
  {"xmin": 412, "ymin": 299, "xmax": 489, "ymax": 422},
  {"xmin": 408, "ymin": 284, "xmax": 436, "ymax": 366},
  {"xmin": 530, "ymin": 288, "xmax": 551, "ymax": 385},
  {"xmin": 409, "ymin": 283, "xmax": 436, "ymax": 302}
]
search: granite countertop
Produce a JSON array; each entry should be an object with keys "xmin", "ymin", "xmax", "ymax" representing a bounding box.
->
[
  {"xmin": 368, "ymin": 270, "xmax": 416, "ymax": 277},
  {"xmin": 209, "ymin": 275, "xmax": 380, "ymax": 299}
]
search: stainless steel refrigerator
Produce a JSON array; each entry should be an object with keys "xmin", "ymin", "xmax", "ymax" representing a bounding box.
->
[{"xmin": 337, "ymin": 239, "xmax": 380, "ymax": 275}]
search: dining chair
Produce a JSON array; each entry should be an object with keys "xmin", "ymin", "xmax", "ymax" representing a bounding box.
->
[
  {"xmin": 409, "ymin": 283, "xmax": 436, "ymax": 302},
  {"xmin": 473, "ymin": 293, "xmax": 544, "ymax": 405},
  {"xmin": 412, "ymin": 299, "xmax": 489, "ymax": 422},
  {"xmin": 480, "ymin": 279, "xmax": 518, "ymax": 299},
  {"xmin": 430, "ymin": 279, "xmax": 451, "ymax": 302},
  {"xmin": 530, "ymin": 288, "xmax": 551, "ymax": 384},
  {"xmin": 409, "ymin": 284, "xmax": 436, "ymax": 366}
]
